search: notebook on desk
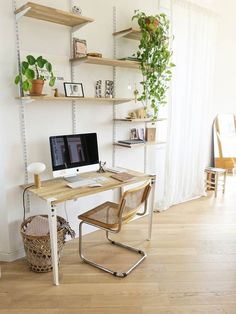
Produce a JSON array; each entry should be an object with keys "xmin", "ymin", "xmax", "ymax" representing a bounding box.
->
[{"xmin": 111, "ymin": 172, "xmax": 135, "ymax": 182}]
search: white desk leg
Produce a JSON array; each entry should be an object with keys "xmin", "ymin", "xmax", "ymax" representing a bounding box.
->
[
  {"xmin": 148, "ymin": 175, "xmax": 156, "ymax": 241},
  {"xmin": 47, "ymin": 199, "xmax": 59, "ymax": 286}
]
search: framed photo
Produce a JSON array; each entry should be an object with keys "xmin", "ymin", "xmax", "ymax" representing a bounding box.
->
[
  {"xmin": 130, "ymin": 128, "xmax": 145, "ymax": 140},
  {"xmin": 73, "ymin": 38, "xmax": 87, "ymax": 58},
  {"xmin": 64, "ymin": 82, "xmax": 84, "ymax": 98}
]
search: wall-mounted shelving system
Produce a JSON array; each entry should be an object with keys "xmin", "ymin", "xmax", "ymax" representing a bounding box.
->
[{"xmin": 15, "ymin": 1, "xmax": 167, "ymax": 184}]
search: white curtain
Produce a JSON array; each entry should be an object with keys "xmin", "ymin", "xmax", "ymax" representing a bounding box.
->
[{"xmin": 161, "ymin": 0, "xmax": 217, "ymax": 210}]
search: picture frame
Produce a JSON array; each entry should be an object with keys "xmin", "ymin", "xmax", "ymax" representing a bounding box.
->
[
  {"xmin": 73, "ymin": 38, "xmax": 87, "ymax": 58},
  {"xmin": 146, "ymin": 127, "xmax": 156, "ymax": 142},
  {"xmin": 64, "ymin": 82, "xmax": 84, "ymax": 98},
  {"xmin": 130, "ymin": 128, "xmax": 145, "ymax": 140}
]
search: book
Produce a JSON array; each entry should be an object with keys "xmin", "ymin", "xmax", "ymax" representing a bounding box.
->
[
  {"xmin": 111, "ymin": 172, "xmax": 135, "ymax": 182},
  {"xmin": 118, "ymin": 139, "xmax": 145, "ymax": 145}
]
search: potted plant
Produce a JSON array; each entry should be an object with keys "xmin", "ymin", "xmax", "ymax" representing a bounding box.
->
[
  {"xmin": 15, "ymin": 55, "xmax": 56, "ymax": 95},
  {"xmin": 132, "ymin": 11, "xmax": 175, "ymax": 120}
]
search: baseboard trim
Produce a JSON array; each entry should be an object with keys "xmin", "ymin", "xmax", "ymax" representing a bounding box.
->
[{"xmin": 0, "ymin": 248, "xmax": 25, "ymax": 262}]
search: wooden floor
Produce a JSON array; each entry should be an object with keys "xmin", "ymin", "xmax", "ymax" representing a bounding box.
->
[{"xmin": 1, "ymin": 176, "xmax": 236, "ymax": 314}]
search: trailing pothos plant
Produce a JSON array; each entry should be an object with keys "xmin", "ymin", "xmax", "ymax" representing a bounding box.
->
[
  {"xmin": 132, "ymin": 11, "xmax": 175, "ymax": 119},
  {"xmin": 15, "ymin": 55, "xmax": 56, "ymax": 92}
]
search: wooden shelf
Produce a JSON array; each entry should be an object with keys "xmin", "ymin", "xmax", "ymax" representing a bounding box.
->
[
  {"xmin": 15, "ymin": 2, "xmax": 94, "ymax": 28},
  {"xmin": 114, "ymin": 118, "xmax": 167, "ymax": 123},
  {"xmin": 70, "ymin": 56, "xmax": 140, "ymax": 69},
  {"xmin": 113, "ymin": 28, "xmax": 141, "ymax": 40},
  {"xmin": 114, "ymin": 141, "xmax": 166, "ymax": 148},
  {"xmin": 17, "ymin": 96, "xmax": 134, "ymax": 104}
]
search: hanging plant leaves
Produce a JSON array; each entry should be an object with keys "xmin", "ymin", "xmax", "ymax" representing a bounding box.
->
[{"xmin": 133, "ymin": 10, "xmax": 175, "ymax": 119}]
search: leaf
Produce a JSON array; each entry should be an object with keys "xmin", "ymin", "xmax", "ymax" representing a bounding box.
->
[
  {"xmin": 37, "ymin": 56, "xmax": 45, "ymax": 68},
  {"xmin": 22, "ymin": 80, "xmax": 30, "ymax": 91},
  {"xmin": 46, "ymin": 62, "xmax": 52, "ymax": 72},
  {"xmin": 26, "ymin": 55, "xmax": 36, "ymax": 65},
  {"xmin": 49, "ymin": 76, "xmax": 56, "ymax": 87},
  {"xmin": 25, "ymin": 68, "xmax": 35, "ymax": 80},
  {"xmin": 22, "ymin": 61, "xmax": 29, "ymax": 71},
  {"xmin": 14, "ymin": 75, "xmax": 20, "ymax": 85}
]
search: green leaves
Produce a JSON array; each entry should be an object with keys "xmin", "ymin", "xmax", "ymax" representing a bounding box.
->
[
  {"xmin": 37, "ymin": 56, "xmax": 47, "ymax": 68},
  {"xmin": 25, "ymin": 68, "xmax": 35, "ymax": 80},
  {"xmin": 132, "ymin": 10, "xmax": 174, "ymax": 117},
  {"xmin": 14, "ymin": 55, "xmax": 56, "ymax": 92},
  {"xmin": 26, "ymin": 55, "xmax": 36, "ymax": 65},
  {"xmin": 15, "ymin": 75, "xmax": 20, "ymax": 85},
  {"xmin": 49, "ymin": 75, "xmax": 56, "ymax": 87},
  {"xmin": 46, "ymin": 62, "xmax": 52, "ymax": 73},
  {"xmin": 22, "ymin": 80, "xmax": 32, "ymax": 92}
]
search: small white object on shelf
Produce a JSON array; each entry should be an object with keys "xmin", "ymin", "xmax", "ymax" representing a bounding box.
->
[{"xmin": 72, "ymin": 5, "xmax": 82, "ymax": 15}]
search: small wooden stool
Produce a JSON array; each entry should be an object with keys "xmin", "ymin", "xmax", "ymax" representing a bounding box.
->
[{"xmin": 205, "ymin": 167, "xmax": 227, "ymax": 197}]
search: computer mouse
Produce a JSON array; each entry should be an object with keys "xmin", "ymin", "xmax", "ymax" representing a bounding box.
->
[{"xmin": 88, "ymin": 183, "xmax": 102, "ymax": 187}]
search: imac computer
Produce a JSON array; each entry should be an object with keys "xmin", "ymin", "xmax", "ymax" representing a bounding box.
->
[{"xmin": 49, "ymin": 133, "xmax": 99, "ymax": 182}]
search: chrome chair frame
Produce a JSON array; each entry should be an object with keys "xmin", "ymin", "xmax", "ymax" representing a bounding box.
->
[{"xmin": 78, "ymin": 182, "xmax": 151, "ymax": 277}]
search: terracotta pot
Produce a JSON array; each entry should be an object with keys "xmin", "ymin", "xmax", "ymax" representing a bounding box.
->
[{"xmin": 30, "ymin": 79, "xmax": 44, "ymax": 95}]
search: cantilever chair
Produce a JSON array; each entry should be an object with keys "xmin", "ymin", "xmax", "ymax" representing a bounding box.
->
[{"xmin": 78, "ymin": 181, "xmax": 152, "ymax": 277}]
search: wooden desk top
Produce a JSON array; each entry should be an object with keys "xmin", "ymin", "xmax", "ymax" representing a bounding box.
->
[{"xmin": 22, "ymin": 170, "xmax": 153, "ymax": 205}]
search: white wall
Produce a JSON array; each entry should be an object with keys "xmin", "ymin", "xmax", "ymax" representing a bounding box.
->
[
  {"xmin": 211, "ymin": 0, "xmax": 236, "ymax": 115},
  {"xmin": 0, "ymin": 0, "xmax": 168, "ymax": 261}
]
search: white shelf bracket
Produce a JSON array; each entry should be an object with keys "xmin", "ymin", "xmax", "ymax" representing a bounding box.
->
[
  {"xmin": 15, "ymin": 7, "xmax": 31, "ymax": 20},
  {"xmin": 114, "ymin": 30, "xmax": 130, "ymax": 39},
  {"xmin": 72, "ymin": 23, "xmax": 86, "ymax": 33},
  {"xmin": 21, "ymin": 98, "xmax": 36, "ymax": 105}
]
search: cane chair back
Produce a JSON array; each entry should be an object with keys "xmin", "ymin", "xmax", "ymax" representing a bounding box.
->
[{"xmin": 118, "ymin": 182, "xmax": 151, "ymax": 224}]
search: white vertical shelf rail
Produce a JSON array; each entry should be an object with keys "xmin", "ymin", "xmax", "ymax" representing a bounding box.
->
[
  {"xmin": 13, "ymin": 0, "xmax": 29, "ymax": 183},
  {"xmin": 112, "ymin": 6, "xmax": 117, "ymax": 167},
  {"xmin": 144, "ymin": 122, "xmax": 148, "ymax": 173},
  {"xmin": 69, "ymin": 0, "xmax": 77, "ymax": 134},
  {"xmin": 13, "ymin": 0, "xmax": 30, "ymax": 211}
]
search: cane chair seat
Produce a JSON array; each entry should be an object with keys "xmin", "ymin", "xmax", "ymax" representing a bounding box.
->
[
  {"xmin": 78, "ymin": 201, "xmax": 120, "ymax": 230},
  {"xmin": 79, "ymin": 187, "xmax": 147, "ymax": 230}
]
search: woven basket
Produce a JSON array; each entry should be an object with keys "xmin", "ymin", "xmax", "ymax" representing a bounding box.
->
[{"xmin": 21, "ymin": 215, "xmax": 67, "ymax": 273}]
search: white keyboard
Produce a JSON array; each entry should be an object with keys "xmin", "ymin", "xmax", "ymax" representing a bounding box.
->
[{"xmin": 66, "ymin": 176, "xmax": 108, "ymax": 189}]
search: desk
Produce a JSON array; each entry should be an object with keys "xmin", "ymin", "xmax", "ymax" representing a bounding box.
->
[{"xmin": 22, "ymin": 169, "xmax": 156, "ymax": 285}]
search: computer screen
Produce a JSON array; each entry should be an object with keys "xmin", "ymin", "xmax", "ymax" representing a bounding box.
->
[{"xmin": 49, "ymin": 133, "xmax": 99, "ymax": 177}]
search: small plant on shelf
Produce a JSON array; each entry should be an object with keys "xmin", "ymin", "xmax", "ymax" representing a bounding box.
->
[
  {"xmin": 132, "ymin": 11, "xmax": 175, "ymax": 119},
  {"xmin": 15, "ymin": 55, "xmax": 56, "ymax": 95}
]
